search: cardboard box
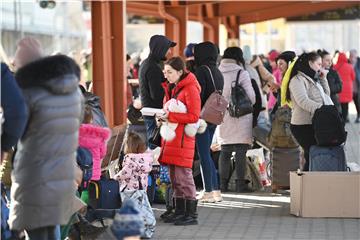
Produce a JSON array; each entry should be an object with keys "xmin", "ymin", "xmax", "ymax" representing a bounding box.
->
[{"xmin": 290, "ymin": 171, "xmax": 360, "ymax": 218}]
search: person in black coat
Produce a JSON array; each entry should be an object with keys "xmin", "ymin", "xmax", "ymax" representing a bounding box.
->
[
  {"xmin": 318, "ymin": 49, "xmax": 342, "ymax": 113},
  {"xmin": 193, "ymin": 42, "xmax": 224, "ymax": 202},
  {"xmin": 1, "ymin": 63, "xmax": 28, "ymax": 160},
  {"xmin": 139, "ymin": 35, "xmax": 176, "ymax": 149}
]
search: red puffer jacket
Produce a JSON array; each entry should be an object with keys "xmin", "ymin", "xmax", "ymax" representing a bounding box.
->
[
  {"xmin": 335, "ymin": 52, "xmax": 355, "ymax": 103},
  {"xmin": 159, "ymin": 72, "xmax": 201, "ymax": 168}
]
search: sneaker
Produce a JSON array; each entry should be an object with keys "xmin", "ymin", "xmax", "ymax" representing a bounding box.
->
[
  {"xmin": 212, "ymin": 190, "xmax": 223, "ymax": 202},
  {"xmin": 197, "ymin": 191, "xmax": 215, "ymax": 203}
]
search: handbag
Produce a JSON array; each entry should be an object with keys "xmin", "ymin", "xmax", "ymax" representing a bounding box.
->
[
  {"xmin": 200, "ymin": 65, "xmax": 228, "ymax": 125},
  {"xmin": 228, "ymin": 70, "xmax": 253, "ymax": 118},
  {"xmin": 148, "ymin": 125, "xmax": 161, "ymax": 147}
]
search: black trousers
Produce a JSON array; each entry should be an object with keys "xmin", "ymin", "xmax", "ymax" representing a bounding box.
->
[
  {"xmin": 290, "ymin": 124, "xmax": 316, "ymax": 171},
  {"xmin": 341, "ymin": 103, "xmax": 349, "ymax": 122},
  {"xmin": 219, "ymin": 144, "xmax": 250, "ymax": 188},
  {"xmin": 353, "ymin": 92, "xmax": 360, "ymax": 117}
]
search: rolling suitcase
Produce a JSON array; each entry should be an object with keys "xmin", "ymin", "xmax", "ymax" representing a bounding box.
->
[
  {"xmin": 309, "ymin": 145, "xmax": 347, "ymax": 171},
  {"xmin": 271, "ymin": 147, "xmax": 300, "ymax": 192}
]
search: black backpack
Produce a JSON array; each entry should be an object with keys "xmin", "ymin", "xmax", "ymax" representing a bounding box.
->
[
  {"xmin": 228, "ymin": 70, "xmax": 253, "ymax": 118},
  {"xmin": 312, "ymin": 105, "xmax": 347, "ymax": 146}
]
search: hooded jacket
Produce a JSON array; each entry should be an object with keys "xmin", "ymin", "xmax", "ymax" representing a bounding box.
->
[
  {"xmin": 83, "ymin": 91, "xmax": 108, "ymax": 127},
  {"xmin": 194, "ymin": 42, "xmax": 224, "ymax": 108},
  {"xmin": 159, "ymin": 72, "xmax": 201, "ymax": 168},
  {"xmin": 9, "ymin": 55, "xmax": 83, "ymax": 230},
  {"xmin": 115, "ymin": 152, "xmax": 153, "ymax": 191},
  {"xmin": 1, "ymin": 63, "xmax": 28, "ymax": 151},
  {"xmin": 139, "ymin": 35, "xmax": 175, "ymax": 108},
  {"xmin": 335, "ymin": 53, "xmax": 355, "ymax": 103},
  {"xmin": 79, "ymin": 124, "xmax": 111, "ymax": 180}
]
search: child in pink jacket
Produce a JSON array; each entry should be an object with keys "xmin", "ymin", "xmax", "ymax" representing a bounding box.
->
[
  {"xmin": 114, "ymin": 132, "xmax": 153, "ymax": 191},
  {"xmin": 79, "ymin": 105, "xmax": 111, "ymax": 181}
]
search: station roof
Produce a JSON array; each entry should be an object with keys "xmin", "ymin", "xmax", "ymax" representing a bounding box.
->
[{"xmin": 127, "ymin": 1, "xmax": 359, "ymax": 24}]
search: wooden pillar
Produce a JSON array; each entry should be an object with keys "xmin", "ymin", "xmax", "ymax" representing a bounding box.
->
[
  {"xmin": 223, "ymin": 15, "xmax": 240, "ymax": 47},
  {"xmin": 203, "ymin": 17, "xmax": 220, "ymax": 46},
  {"xmin": 91, "ymin": 1, "xmax": 127, "ymax": 127},
  {"xmin": 163, "ymin": 5, "xmax": 188, "ymax": 57}
]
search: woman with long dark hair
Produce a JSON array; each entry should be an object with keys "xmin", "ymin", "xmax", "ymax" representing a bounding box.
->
[
  {"xmin": 286, "ymin": 52, "xmax": 330, "ymax": 171},
  {"xmin": 158, "ymin": 57, "xmax": 201, "ymax": 225}
]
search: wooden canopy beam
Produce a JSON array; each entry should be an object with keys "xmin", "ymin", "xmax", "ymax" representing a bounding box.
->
[{"xmin": 238, "ymin": 1, "xmax": 359, "ymax": 24}]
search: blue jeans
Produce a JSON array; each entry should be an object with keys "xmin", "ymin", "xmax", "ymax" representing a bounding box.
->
[
  {"xmin": 196, "ymin": 124, "xmax": 219, "ymax": 192},
  {"xmin": 143, "ymin": 116, "xmax": 157, "ymax": 150}
]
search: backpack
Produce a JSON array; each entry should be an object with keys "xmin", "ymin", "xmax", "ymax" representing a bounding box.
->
[
  {"xmin": 312, "ymin": 105, "xmax": 347, "ymax": 146},
  {"xmin": 228, "ymin": 70, "xmax": 253, "ymax": 118},
  {"xmin": 76, "ymin": 147, "xmax": 93, "ymax": 190},
  {"xmin": 200, "ymin": 65, "xmax": 229, "ymax": 125},
  {"xmin": 251, "ymin": 78, "xmax": 264, "ymax": 127},
  {"xmin": 267, "ymin": 107, "xmax": 299, "ymax": 148}
]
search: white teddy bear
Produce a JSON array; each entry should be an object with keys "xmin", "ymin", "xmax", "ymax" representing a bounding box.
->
[{"xmin": 160, "ymin": 98, "xmax": 207, "ymax": 141}]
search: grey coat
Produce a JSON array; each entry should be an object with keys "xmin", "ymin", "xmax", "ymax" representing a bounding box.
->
[{"xmin": 9, "ymin": 55, "xmax": 84, "ymax": 231}]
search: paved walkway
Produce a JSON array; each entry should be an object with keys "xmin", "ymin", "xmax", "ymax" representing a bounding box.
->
[{"xmin": 152, "ymin": 104, "xmax": 360, "ymax": 240}]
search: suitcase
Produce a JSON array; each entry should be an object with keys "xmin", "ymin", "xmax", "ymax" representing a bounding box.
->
[
  {"xmin": 271, "ymin": 147, "xmax": 300, "ymax": 192},
  {"xmin": 309, "ymin": 145, "xmax": 347, "ymax": 171}
]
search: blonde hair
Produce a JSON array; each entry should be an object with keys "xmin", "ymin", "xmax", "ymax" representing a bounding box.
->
[{"xmin": 124, "ymin": 132, "xmax": 146, "ymax": 154}]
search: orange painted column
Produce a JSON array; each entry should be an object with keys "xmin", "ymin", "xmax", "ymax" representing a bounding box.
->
[
  {"xmin": 163, "ymin": 5, "xmax": 188, "ymax": 57},
  {"xmin": 203, "ymin": 17, "xmax": 220, "ymax": 46},
  {"xmin": 91, "ymin": 1, "xmax": 127, "ymax": 127}
]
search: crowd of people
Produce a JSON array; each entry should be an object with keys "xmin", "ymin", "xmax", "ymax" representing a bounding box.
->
[{"xmin": 1, "ymin": 34, "xmax": 359, "ymax": 239}]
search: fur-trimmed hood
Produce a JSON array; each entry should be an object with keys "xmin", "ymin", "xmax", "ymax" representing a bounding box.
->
[
  {"xmin": 15, "ymin": 55, "xmax": 80, "ymax": 95},
  {"xmin": 79, "ymin": 123, "xmax": 111, "ymax": 148}
]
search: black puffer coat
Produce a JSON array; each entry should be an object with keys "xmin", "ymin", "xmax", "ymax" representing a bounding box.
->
[{"xmin": 327, "ymin": 67, "xmax": 342, "ymax": 112}]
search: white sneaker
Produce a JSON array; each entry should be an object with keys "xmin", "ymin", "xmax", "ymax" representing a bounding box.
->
[
  {"xmin": 197, "ymin": 191, "xmax": 216, "ymax": 203},
  {"xmin": 212, "ymin": 190, "xmax": 223, "ymax": 202}
]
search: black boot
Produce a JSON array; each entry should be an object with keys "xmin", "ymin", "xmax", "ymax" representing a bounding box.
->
[
  {"xmin": 174, "ymin": 199, "xmax": 198, "ymax": 226},
  {"xmin": 160, "ymin": 205, "xmax": 174, "ymax": 220},
  {"xmin": 163, "ymin": 198, "xmax": 185, "ymax": 223},
  {"xmin": 235, "ymin": 180, "xmax": 253, "ymax": 193}
]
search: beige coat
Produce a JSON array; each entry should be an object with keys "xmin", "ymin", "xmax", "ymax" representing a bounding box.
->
[
  {"xmin": 289, "ymin": 71, "xmax": 330, "ymax": 125},
  {"xmin": 218, "ymin": 59, "xmax": 256, "ymax": 145}
]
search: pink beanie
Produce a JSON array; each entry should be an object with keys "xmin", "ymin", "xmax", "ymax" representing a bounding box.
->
[{"xmin": 14, "ymin": 37, "xmax": 43, "ymax": 69}]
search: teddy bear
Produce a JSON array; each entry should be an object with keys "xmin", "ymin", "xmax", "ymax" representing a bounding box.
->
[{"xmin": 160, "ymin": 98, "xmax": 207, "ymax": 141}]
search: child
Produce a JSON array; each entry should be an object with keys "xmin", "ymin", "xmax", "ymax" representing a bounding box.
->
[
  {"xmin": 114, "ymin": 132, "xmax": 156, "ymax": 239},
  {"xmin": 79, "ymin": 104, "xmax": 111, "ymax": 203}
]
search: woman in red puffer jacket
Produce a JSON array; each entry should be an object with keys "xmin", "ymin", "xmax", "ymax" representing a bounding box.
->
[
  {"xmin": 158, "ymin": 57, "xmax": 201, "ymax": 226},
  {"xmin": 335, "ymin": 52, "xmax": 355, "ymax": 122}
]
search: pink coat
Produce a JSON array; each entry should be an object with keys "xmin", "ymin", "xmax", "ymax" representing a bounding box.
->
[
  {"xmin": 114, "ymin": 153, "xmax": 153, "ymax": 191},
  {"xmin": 79, "ymin": 124, "xmax": 110, "ymax": 180},
  {"xmin": 267, "ymin": 68, "xmax": 282, "ymax": 109}
]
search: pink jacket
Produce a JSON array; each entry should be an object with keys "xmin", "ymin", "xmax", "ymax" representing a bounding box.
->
[
  {"xmin": 268, "ymin": 68, "xmax": 282, "ymax": 110},
  {"xmin": 115, "ymin": 153, "xmax": 153, "ymax": 191},
  {"xmin": 79, "ymin": 124, "xmax": 110, "ymax": 180}
]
